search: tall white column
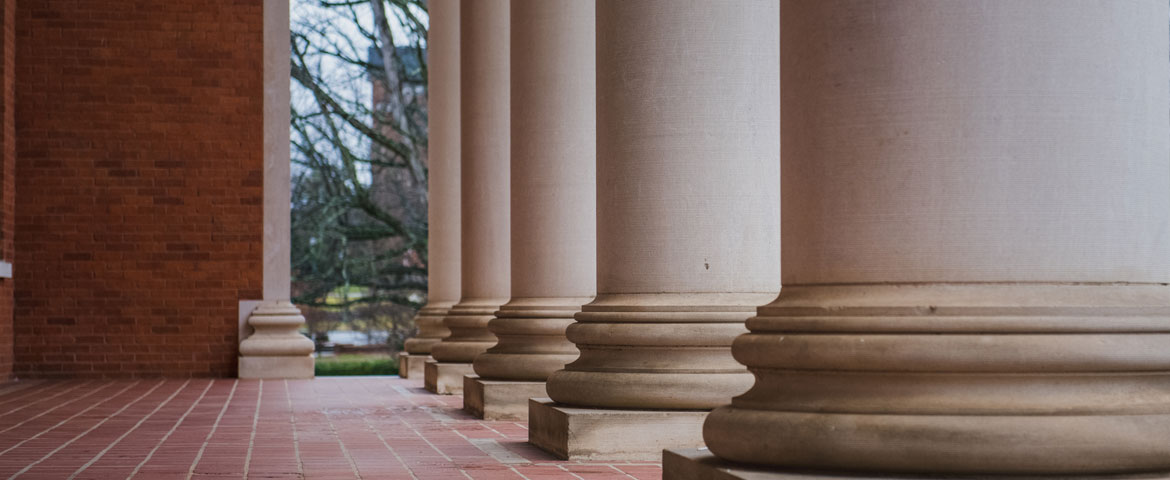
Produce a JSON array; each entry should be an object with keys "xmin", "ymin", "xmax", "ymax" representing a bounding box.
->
[
  {"xmin": 531, "ymin": 0, "xmax": 779, "ymax": 461},
  {"xmin": 426, "ymin": 0, "xmax": 509, "ymax": 395},
  {"xmin": 239, "ymin": 0, "xmax": 314, "ymax": 379},
  {"xmin": 464, "ymin": 0, "xmax": 595, "ymax": 421},
  {"xmin": 399, "ymin": 0, "xmax": 459, "ymax": 380},
  {"xmin": 673, "ymin": 1, "xmax": 1170, "ymax": 478}
]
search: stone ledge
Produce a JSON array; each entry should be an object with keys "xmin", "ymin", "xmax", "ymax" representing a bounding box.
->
[
  {"xmin": 662, "ymin": 449, "xmax": 1170, "ymax": 480},
  {"xmin": 398, "ymin": 353, "xmax": 430, "ymax": 379},
  {"xmin": 424, "ymin": 361, "xmax": 474, "ymax": 394},
  {"xmin": 238, "ymin": 355, "xmax": 314, "ymax": 379},
  {"xmin": 463, "ymin": 375, "xmax": 547, "ymax": 420},
  {"xmin": 528, "ymin": 397, "xmax": 707, "ymax": 462}
]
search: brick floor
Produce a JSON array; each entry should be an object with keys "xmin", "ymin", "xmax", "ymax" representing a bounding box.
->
[{"xmin": 0, "ymin": 377, "xmax": 662, "ymax": 480}]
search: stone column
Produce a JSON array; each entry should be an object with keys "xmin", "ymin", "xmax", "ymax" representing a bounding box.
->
[
  {"xmin": 399, "ymin": 0, "xmax": 459, "ymax": 380},
  {"xmin": 529, "ymin": 0, "xmax": 779, "ymax": 461},
  {"xmin": 668, "ymin": 1, "xmax": 1170, "ymax": 478},
  {"xmin": 425, "ymin": 0, "xmax": 510, "ymax": 395},
  {"xmin": 239, "ymin": 0, "xmax": 314, "ymax": 379},
  {"xmin": 463, "ymin": 0, "xmax": 595, "ymax": 421}
]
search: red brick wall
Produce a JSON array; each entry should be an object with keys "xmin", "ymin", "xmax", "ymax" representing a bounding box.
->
[
  {"xmin": 0, "ymin": 0, "xmax": 13, "ymax": 381},
  {"xmin": 13, "ymin": 1, "xmax": 265, "ymax": 378}
]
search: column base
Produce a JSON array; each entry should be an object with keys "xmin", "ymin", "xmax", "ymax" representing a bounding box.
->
[
  {"xmin": 527, "ymin": 397, "xmax": 707, "ymax": 461},
  {"xmin": 238, "ymin": 355, "xmax": 314, "ymax": 379},
  {"xmin": 424, "ymin": 360, "xmax": 474, "ymax": 394},
  {"xmin": 707, "ymin": 284, "xmax": 1170, "ymax": 474},
  {"xmin": 663, "ymin": 449, "xmax": 1170, "ymax": 480},
  {"xmin": 463, "ymin": 375, "xmax": 546, "ymax": 420},
  {"xmin": 398, "ymin": 353, "xmax": 430, "ymax": 379}
]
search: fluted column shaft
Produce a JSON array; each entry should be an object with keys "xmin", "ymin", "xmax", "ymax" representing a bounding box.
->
[
  {"xmin": 430, "ymin": 0, "xmax": 509, "ymax": 364},
  {"xmin": 703, "ymin": 1, "xmax": 1170, "ymax": 476},
  {"xmin": 404, "ymin": 0, "xmax": 459, "ymax": 355},
  {"xmin": 545, "ymin": 0, "xmax": 779, "ymax": 410},
  {"xmin": 472, "ymin": 0, "xmax": 595, "ymax": 382}
]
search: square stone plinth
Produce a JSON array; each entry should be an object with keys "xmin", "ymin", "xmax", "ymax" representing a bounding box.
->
[
  {"xmin": 424, "ymin": 361, "xmax": 474, "ymax": 394},
  {"xmin": 665, "ymin": 449, "xmax": 780, "ymax": 480},
  {"xmin": 528, "ymin": 398, "xmax": 708, "ymax": 462},
  {"xmin": 239, "ymin": 355, "xmax": 314, "ymax": 379},
  {"xmin": 463, "ymin": 375, "xmax": 547, "ymax": 420},
  {"xmin": 662, "ymin": 449, "xmax": 1170, "ymax": 480},
  {"xmin": 664, "ymin": 449, "xmax": 845, "ymax": 480},
  {"xmin": 398, "ymin": 353, "xmax": 430, "ymax": 379}
]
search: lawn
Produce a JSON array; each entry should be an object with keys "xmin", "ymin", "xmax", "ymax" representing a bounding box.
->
[{"xmin": 314, "ymin": 354, "xmax": 399, "ymax": 376}]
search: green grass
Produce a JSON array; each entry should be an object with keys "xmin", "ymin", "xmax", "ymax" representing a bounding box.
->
[{"xmin": 315, "ymin": 354, "xmax": 399, "ymax": 376}]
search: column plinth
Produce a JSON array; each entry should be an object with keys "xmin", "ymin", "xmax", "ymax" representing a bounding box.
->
[
  {"xmin": 403, "ymin": 303, "xmax": 452, "ymax": 354},
  {"xmin": 400, "ymin": 302, "xmax": 452, "ymax": 378},
  {"xmin": 238, "ymin": 300, "xmax": 315, "ymax": 379},
  {"xmin": 547, "ymin": 293, "xmax": 767, "ymax": 410},
  {"xmin": 473, "ymin": 297, "xmax": 586, "ymax": 381},
  {"xmin": 531, "ymin": 0, "xmax": 779, "ymax": 460},
  {"xmin": 467, "ymin": 297, "xmax": 586, "ymax": 420},
  {"xmin": 706, "ymin": 284, "xmax": 1170, "ymax": 475},
  {"xmin": 431, "ymin": 297, "xmax": 505, "ymax": 363}
]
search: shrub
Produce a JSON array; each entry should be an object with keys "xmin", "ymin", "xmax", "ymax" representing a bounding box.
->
[{"xmin": 314, "ymin": 354, "xmax": 399, "ymax": 376}]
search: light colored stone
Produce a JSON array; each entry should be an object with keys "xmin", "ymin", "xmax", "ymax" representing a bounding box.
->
[
  {"xmin": 430, "ymin": 298, "xmax": 504, "ymax": 363},
  {"xmin": 462, "ymin": 374, "xmax": 546, "ymax": 421},
  {"xmin": 397, "ymin": 353, "xmax": 429, "ymax": 379},
  {"xmin": 533, "ymin": 0, "xmax": 779, "ymax": 459},
  {"xmin": 262, "ymin": 0, "xmax": 292, "ymax": 302},
  {"xmin": 662, "ymin": 450, "xmax": 1170, "ymax": 480},
  {"xmin": 542, "ymin": 0, "xmax": 781, "ymax": 409},
  {"xmin": 527, "ymin": 398, "xmax": 707, "ymax": 462},
  {"xmin": 778, "ymin": 2, "xmax": 1170, "ymax": 286},
  {"xmin": 699, "ymin": 1, "xmax": 1170, "ymax": 477},
  {"xmin": 707, "ymin": 285, "xmax": 1170, "ymax": 475},
  {"xmin": 239, "ymin": 356, "xmax": 314, "ymax": 380},
  {"xmin": 238, "ymin": 300, "xmax": 314, "ymax": 379},
  {"xmin": 405, "ymin": 0, "xmax": 459, "ymax": 356},
  {"xmin": 664, "ymin": 449, "xmax": 782, "ymax": 480},
  {"xmin": 543, "ymin": 0, "xmax": 779, "ymax": 410},
  {"xmin": 472, "ymin": 299, "xmax": 583, "ymax": 382},
  {"xmin": 424, "ymin": 360, "xmax": 474, "ymax": 395},
  {"xmin": 429, "ymin": 0, "xmax": 510, "ymax": 366},
  {"xmin": 238, "ymin": 300, "xmax": 262, "ymax": 352},
  {"xmin": 546, "ymin": 294, "xmax": 769, "ymax": 410},
  {"xmin": 238, "ymin": 0, "xmax": 313, "ymax": 379},
  {"xmin": 469, "ymin": 0, "xmax": 596, "ymax": 421},
  {"xmin": 404, "ymin": 303, "xmax": 452, "ymax": 356}
]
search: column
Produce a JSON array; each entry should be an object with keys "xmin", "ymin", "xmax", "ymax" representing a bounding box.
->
[
  {"xmin": 398, "ymin": 0, "xmax": 459, "ymax": 380},
  {"xmin": 464, "ymin": 0, "xmax": 595, "ymax": 421},
  {"xmin": 669, "ymin": 1, "xmax": 1170, "ymax": 478},
  {"xmin": 530, "ymin": 0, "xmax": 779, "ymax": 461},
  {"xmin": 425, "ymin": 0, "xmax": 509, "ymax": 395},
  {"xmin": 239, "ymin": 0, "xmax": 314, "ymax": 379}
]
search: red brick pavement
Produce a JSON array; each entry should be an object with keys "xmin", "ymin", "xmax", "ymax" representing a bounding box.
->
[{"xmin": 0, "ymin": 377, "xmax": 662, "ymax": 480}]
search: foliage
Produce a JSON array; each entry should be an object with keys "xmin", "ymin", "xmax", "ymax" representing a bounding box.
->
[
  {"xmin": 302, "ymin": 295, "xmax": 418, "ymax": 350},
  {"xmin": 290, "ymin": 0, "xmax": 430, "ymax": 317},
  {"xmin": 315, "ymin": 354, "xmax": 399, "ymax": 376}
]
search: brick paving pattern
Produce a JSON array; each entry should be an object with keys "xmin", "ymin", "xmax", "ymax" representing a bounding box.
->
[{"xmin": 0, "ymin": 377, "xmax": 661, "ymax": 480}]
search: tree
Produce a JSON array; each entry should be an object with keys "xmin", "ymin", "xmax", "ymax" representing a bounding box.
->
[{"xmin": 289, "ymin": 0, "xmax": 429, "ymax": 320}]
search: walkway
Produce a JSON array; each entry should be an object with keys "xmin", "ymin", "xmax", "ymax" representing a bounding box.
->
[{"xmin": 0, "ymin": 377, "xmax": 662, "ymax": 480}]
